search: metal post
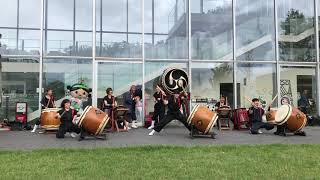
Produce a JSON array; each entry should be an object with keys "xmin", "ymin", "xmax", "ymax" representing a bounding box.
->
[
  {"xmin": 38, "ymin": 0, "xmax": 45, "ymax": 115},
  {"xmin": 142, "ymin": 0, "xmax": 145, "ymax": 123},
  {"xmin": 315, "ymin": 0, "xmax": 320, "ymax": 116},
  {"xmin": 232, "ymin": 0, "xmax": 237, "ymax": 108},
  {"xmin": 274, "ymin": 0, "xmax": 280, "ymax": 107},
  {"xmin": 92, "ymin": 0, "xmax": 97, "ymax": 107},
  {"xmin": 188, "ymin": 0, "xmax": 192, "ymax": 111}
]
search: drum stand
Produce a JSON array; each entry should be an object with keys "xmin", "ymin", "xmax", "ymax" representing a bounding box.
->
[
  {"xmin": 78, "ymin": 129, "xmax": 107, "ymax": 141},
  {"xmin": 189, "ymin": 125, "xmax": 216, "ymax": 139}
]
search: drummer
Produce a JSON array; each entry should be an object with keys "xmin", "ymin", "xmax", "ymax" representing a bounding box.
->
[
  {"xmin": 273, "ymin": 96, "xmax": 306, "ymax": 136},
  {"xmin": 248, "ymin": 98, "xmax": 274, "ymax": 134},
  {"xmin": 101, "ymin": 88, "xmax": 117, "ymax": 117},
  {"xmin": 31, "ymin": 88, "xmax": 56, "ymax": 133},
  {"xmin": 148, "ymin": 84, "xmax": 165, "ymax": 130},
  {"xmin": 148, "ymin": 92, "xmax": 191, "ymax": 136},
  {"xmin": 214, "ymin": 95, "xmax": 228, "ymax": 110},
  {"xmin": 56, "ymin": 99, "xmax": 81, "ymax": 138}
]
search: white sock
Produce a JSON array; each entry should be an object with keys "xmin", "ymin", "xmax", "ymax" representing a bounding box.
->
[
  {"xmin": 148, "ymin": 130, "xmax": 155, "ymax": 136},
  {"xmin": 148, "ymin": 121, "xmax": 155, "ymax": 129},
  {"xmin": 31, "ymin": 125, "xmax": 38, "ymax": 132}
]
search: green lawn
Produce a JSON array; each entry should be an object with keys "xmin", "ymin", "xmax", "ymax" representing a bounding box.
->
[{"xmin": 1, "ymin": 144, "xmax": 319, "ymax": 180}]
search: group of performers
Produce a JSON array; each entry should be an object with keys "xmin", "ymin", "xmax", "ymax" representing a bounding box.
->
[{"xmin": 33, "ymin": 84, "xmax": 307, "ymax": 139}]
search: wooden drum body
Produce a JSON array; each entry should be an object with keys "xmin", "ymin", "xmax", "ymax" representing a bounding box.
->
[
  {"xmin": 41, "ymin": 108, "xmax": 61, "ymax": 130},
  {"xmin": 265, "ymin": 108, "xmax": 277, "ymax": 122},
  {"xmin": 274, "ymin": 105, "xmax": 307, "ymax": 132},
  {"xmin": 187, "ymin": 105, "xmax": 218, "ymax": 134},
  {"xmin": 78, "ymin": 106, "xmax": 110, "ymax": 135},
  {"xmin": 286, "ymin": 107, "xmax": 307, "ymax": 132}
]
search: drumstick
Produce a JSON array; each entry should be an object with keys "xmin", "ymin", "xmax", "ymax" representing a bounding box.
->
[{"xmin": 268, "ymin": 94, "xmax": 278, "ymax": 108}]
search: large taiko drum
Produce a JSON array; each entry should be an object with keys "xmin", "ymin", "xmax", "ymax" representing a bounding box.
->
[
  {"xmin": 78, "ymin": 106, "xmax": 110, "ymax": 135},
  {"xmin": 265, "ymin": 108, "xmax": 277, "ymax": 122},
  {"xmin": 41, "ymin": 108, "xmax": 61, "ymax": 130},
  {"xmin": 160, "ymin": 68, "xmax": 188, "ymax": 95},
  {"xmin": 273, "ymin": 104, "xmax": 307, "ymax": 132},
  {"xmin": 187, "ymin": 105, "xmax": 218, "ymax": 134}
]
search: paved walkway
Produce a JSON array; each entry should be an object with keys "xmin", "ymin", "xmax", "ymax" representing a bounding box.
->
[{"xmin": 1, "ymin": 125, "xmax": 320, "ymax": 150}]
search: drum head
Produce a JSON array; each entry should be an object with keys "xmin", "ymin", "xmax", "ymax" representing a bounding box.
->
[
  {"xmin": 42, "ymin": 108, "xmax": 60, "ymax": 113},
  {"xmin": 275, "ymin": 104, "xmax": 292, "ymax": 125}
]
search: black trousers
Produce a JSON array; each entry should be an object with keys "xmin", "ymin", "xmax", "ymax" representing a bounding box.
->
[
  {"xmin": 153, "ymin": 112, "xmax": 191, "ymax": 132},
  {"xmin": 251, "ymin": 121, "xmax": 274, "ymax": 134},
  {"xmin": 56, "ymin": 123, "xmax": 81, "ymax": 138},
  {"xmin": 152, "ymin": 104, "xmax": 165, "ymax": 126}
]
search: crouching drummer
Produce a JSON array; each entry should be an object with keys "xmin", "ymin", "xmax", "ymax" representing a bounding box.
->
[
  {"xmin": 56, "ymin": 99, "xmax": 81, "ymax": 138},
  {"xmin": 148, "ymin": 92, "xmax": 191, "ymax": 136},
  {"xmin": 248, "ymin": 98, "xmax": 274, "ymax": 134},
  {"xmin": 273, "ymin": 97, "xmax": 306, "ymax": 136}
]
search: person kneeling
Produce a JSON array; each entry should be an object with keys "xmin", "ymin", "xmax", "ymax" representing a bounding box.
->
[
  {"xmin": 56, "ymin": 99, "xmax": 81, "ymax": 139},
  {"xmin": 248, "ymin": 98, "xmax": 274, "ymax": 134}
]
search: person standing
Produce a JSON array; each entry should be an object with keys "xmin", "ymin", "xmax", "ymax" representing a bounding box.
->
[
  {"xmin": 148, "ymin": 84, "xmax": 166, "ymax": 130},
  {"xmin": 31, "ymin": 88, "xmax": 56, "ymax": 133}
]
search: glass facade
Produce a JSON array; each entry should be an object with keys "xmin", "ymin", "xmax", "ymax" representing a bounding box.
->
[{"xmin": 0, "ymin": 0, "xmax": 319, "ymax": 122}]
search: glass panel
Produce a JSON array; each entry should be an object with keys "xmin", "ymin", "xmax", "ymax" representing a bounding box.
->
[
  {"xmin": 144, "ymin": 61, "xmax": 188, "ymax": 117},
  {"xmin": 236, "ymin": 63, "xmax": 277, "ymax": 108},
  {"xmin": 0, "ymin": 29, "xmax": 17, "ymax": 55},
  {"xmin": 128, "ymin": 0, "xmax": 142, "ymax": 32},
  {"xmin": 191, "ymin": 0, "xmax": 232, "ymax": 60},
  {"xmin": 75, "ymin": 0, "xmax": 92, "ymax": 30},
  {"xmin": 75, "ymin": 31, "xmax": 92, "ymax": 57},
  {"xmin": 278, "ymin": 0, "xmax": 316, "ymax": 62},
  {"xmin": 45, "ymin": 30, "xmax": 73, "ymax": 56},
  {"xmin": 236, "ymin": 0, "xmax": 275, "ymax": 61},
  {"xmin": 280, "ymin": 66, "xmax": 317, "ymax": 116},
  {"xmin": 0, "ymin": 0, "xmax": 17, "ymax": 27},
  {"xmin": 191, "ymin": 63, "xmax": 234, "ymax": 108},
  {"xmin": 19, "ymin": 0, "xmax": 41, "ymax": 28},
  {"xmin": 144, "ymin": 0, "xmax": 188, "ymax": 59},
  {"xmin": 47, "ymin": 0, "xmax": 73, "ymax": 30},
  {"xmin": 0, "ymin": 57, "xmax": 39, "ymax": 122},
  {"xmin": 97, "ymin": 61, "xmax": 142, "ymax": 122},
  {"xmin": 18, "ymin": 30, "xmax": 40, "ymax": 55},
  {"xmin": 100, "ymin": 0, "xmax": 126, "ymax": 32},
  {"xmin": 42, "ymin": 58, "xmax": 92, "ymax": 101},
  {"xmin": 98, "ymin": 33, "xmax": 127, "ymax": 57}
]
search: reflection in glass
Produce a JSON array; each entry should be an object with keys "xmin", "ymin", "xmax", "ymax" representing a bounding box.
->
[
  {"xmin": 191, "ymin": 0, "xmax": 232, "ymax": 60},
  {"xmin": 191, "ymin": 63, "xmax": 234, "ymax": 108},
  {"xmin": 75, "ymin": 0, "xmax": 92, "ymax": 30},
  {"xmin": 97, "ymin": 62, "xmax": 142, "ymax": 106},
  {"xmin": 144, "ymin": 61, "xmax": 187, "ymax": 116},
  {"xmin": 0, "ymin": 57, "xmax": 39, "ymax": 121},
  {"xmin": 0, "ymin": 0, "xmax": 17, "ymax": 27},
  {"xmin": 47, "ymin": 0, "xmax": 73, "ymax": 30},
  {"xmin": 45, "ymin": 31, "xmax": 73, "ymax": 56},
  {"xmin": 18, "ymin": 30, "xmax": 40, "ymax": 55},
  {"xmin": 278, "ymin": 0, "xmax": 316, "ymax": 62},
  {"xmin": 145, "ymin": 0, "xmax": 188, "ymax": 59},
  {"xmin": 43, "ymin": 58, "xmax": 92, "ymax": 101},
  {"xmin": 0, "ymin": 29, "xmax": 17, "ymax": 55},
  {"xmin": 19, "ymin": 0, "xmax": 41, "ymax": 28},
  {"xmin": 236, "ymin": 63, "xmax": 277, "ymax": 108},
  {"xmin": 280, "ymin": 66, "xmax": 317, "ymax": 116},
  {"xmin": 236, "ymin": 0, "xmax": 275, "ymax": 61}
]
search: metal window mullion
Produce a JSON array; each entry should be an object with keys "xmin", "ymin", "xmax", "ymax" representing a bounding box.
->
[
  {"xmin": 92, "ymin": 0, "xmax": 97, "ymax": 107},
  {"xmin": 315, "ymin": 0, "xmax": 320, "ymax": 116},
  {"xmin": 142, "ymin": 0, "xmax": 145, "ymax": 125},
  {"xmin": 99, "ymin": 0, "xmax": 102, "ymax": 56},
  {"xmin": 274, "ymin": 0, "xmax": 280, "ymax": 107},
  {"xmin": 38, "ymin": 0, "xmax": 45, "ymax": 116},
  {"xmin": 73, "ymin": 0, "xmax": 76, "ymax": 55},
  {"xmin": 232, "ymin": 0, "xmax": 237, "ymax": 108},
  {"xmin": 188, "ymin": 0, "xmax": 192, "ymax": 112},
  {"xmin": 16, "ymin": 0, "xmax": 20, "ymax": 50}
]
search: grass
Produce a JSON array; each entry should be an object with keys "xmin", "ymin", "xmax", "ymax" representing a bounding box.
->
[{"xmin": 0, "ymin": 144, "xmax": 320, "ymax": 180}]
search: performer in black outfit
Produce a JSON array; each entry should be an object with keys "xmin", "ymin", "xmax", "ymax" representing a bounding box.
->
[
  {"xmin": 56, "ymin": 99, "xmax": 81, "ymax": 138},
  {"xmin": 31, "ymin": 88, "xmax": 56, "ymax": 133},
  {"xmin": 248, "ymin": 98, "xmax": 274, "ymax": 134},
  {"xmin": 101, "ymin": 88, "xmax": 117, "ymax": 117},
  {"xmin": 148, "ymin": 93, "xmax": 191, "ymax": 136},
  {"xmin": 148, "ymin": 84, "xmax": 166, "ymax": 129},
  {"xmin": 214, "ymin": 95, "xmax": 228, "ymax": 110}
]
